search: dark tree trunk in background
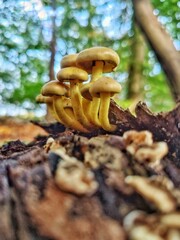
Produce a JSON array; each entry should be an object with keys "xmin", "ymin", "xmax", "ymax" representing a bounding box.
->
[
  {"xmin": 132, "ymin": 0, "xmax": 180, "ymax": 102},
  {"xmin": 46, "ymin": 0, "xmax": 57, "ymax": 121},
  {"xmin": 127, "ymin": 23, "xmax": 145, "ymax": 111},
  {"xmin": 49, "ymin": 0, "xmax": 56, "ymax": 81}
]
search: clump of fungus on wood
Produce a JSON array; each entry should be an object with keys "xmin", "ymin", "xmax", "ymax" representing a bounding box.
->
[{"xmin": 36, "ymin": 46, "xmax": 122, "ymax": 132}]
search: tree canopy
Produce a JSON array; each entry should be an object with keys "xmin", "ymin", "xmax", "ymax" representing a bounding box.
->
[{"xmin": 0, "ymin": 0, "xmax": 179, "ymax": 116}]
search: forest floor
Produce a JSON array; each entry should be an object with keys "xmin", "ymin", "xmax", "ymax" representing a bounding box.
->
[{"xmin": 0, "ymin": 117, "xmax": 48, "ymax": 145}]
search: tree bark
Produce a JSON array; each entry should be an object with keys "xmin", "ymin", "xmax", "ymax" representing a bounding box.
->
[
  {"xmin": 132, "ymin": 0, "xmax": 180, "ymax": 101},
  {"xmin": 127, "ymin": 23, "xmax": 145, "ymax": 106},
  {"xmin": 0, "ymin": 101, "xmax": 180, "ymax": 239}
]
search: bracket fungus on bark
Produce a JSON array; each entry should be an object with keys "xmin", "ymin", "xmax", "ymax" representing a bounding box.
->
[
  {"xmin": 125, "ymin": 175, "xmax": 177, "ymax": 213},
  {"xmin": 123, "ymin": 210, "xmax": 180, "ymax": 240},
  {"xmin": 55, "ymin": 158, "xmax": 98, "ymax": 196},
  {"xmin": 123, "ymin": 130, "xmax": 153, "ymax": 155}
]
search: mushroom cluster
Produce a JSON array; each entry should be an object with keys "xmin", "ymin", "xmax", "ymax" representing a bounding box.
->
[{"xmin": 36, "ymin": 47, "xmax": 122, "ymax": 132}]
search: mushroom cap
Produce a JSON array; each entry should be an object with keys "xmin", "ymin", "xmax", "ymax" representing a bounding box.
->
[
  {"xmin": 89, "ymin": 76, "xmax": 122, "ymax": 98},
  {"xmin": 36, "ymin": 94, "xmax": 53, "ymax": 103},
  {"xmin": 41, "ymin": 80, "xmax": 68, "ymax": 96},
  {"xmin": 57, "ymin": 67, "xmax": 88, "ymax": 83},
  {"xmin": 61, "ymin": 54, "xmax": 78, "ymax": 68},
  {"xmin": 76, "ymin": 47, "xmax": 120, "ymax": 74},
  {"xmin": 80, "ymin": 83, "xmax": 92, "ymax": 100}
]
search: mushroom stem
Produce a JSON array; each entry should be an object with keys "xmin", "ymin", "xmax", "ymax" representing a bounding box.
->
[
  {"xmin": 91, "ymin": 61, "xmax": 104, "ymax": 82},
  {"xmin": 99, "ymin": 92, "xmax": 117, "ymax": 131},
  {"xmin": 88, "ymin": 61, "xmax": 104, "ymax": 127},
  {"xmin": 47, "ymin": 102, "xmax": 59, "ymax": 121},
  {"xmin": 89, "ymin": 97, "xmax": 101, "ymax": 127},
  {"xmin": 70, "ymin": 82, "xmax": 95, "ymax": 130},
  {"xmin": 51, "ymin": 97, "xmax": 74, "ymax": 124},
  {"xmin": 82, "ymin": 98, "xmax": 91, "ymax": 118},
  {"xmin": 82, "ymin": 98, "xmax": 93, "ymax": 125},
  {"xmin": 53, "ymin": 96, "xmax": 89, "ymax": 133},
  {"xmin": 62, "ymin": 97, "xmax": 75, "ymax": 120},
  {"xmin": 36, "ymin": 94, "xmax": 58, "ymax": 121},
  {"xmin": 65, "ymin": 108, "xmax": 74, "ymax": 119}
]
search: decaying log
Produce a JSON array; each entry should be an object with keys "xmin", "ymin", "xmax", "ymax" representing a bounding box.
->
[{"xmin": 0, "ymin": 101, "xmax": 179, "ymax": 239}]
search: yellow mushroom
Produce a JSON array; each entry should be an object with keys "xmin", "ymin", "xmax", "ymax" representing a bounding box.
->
[
  {"xmin": 60, "ymin": 53, "xmax": 80, "ymax": 96},
  {"xmin": 57, "ymin": 67, "xmax": 95, "ymax": 131},
  {"xmin": 41, "ymin": 80, "xmax": 68, "ymax": 124},
  {"xmin": 41, "ymin": 80, "xmax": 69, "ymax": 96},
  {"xmin": 76, "ymin": 47, "xmax": 120, "ymax": 77},
  {"xmin": 36, "ymin": 93, "xmax": 53, "ymax": 104},
  {"xmin": 53, "ymin": 96, "xmax": 89, "ymax": 132},
  {"xmin": 61, "ymin": 97, "xmax": 75, "ymax": 120},
  {"xmin": 41, "ymin": 80, "xmax": 88, "ymax": 132},
  {"xmin": 76, "ymin": 47, "xmax": 120, "ymax": 127},
  {"xmin": 36, "ymin": 94, "xmax": 57, "ymax": 120},
  {"xmin": 61, "ymin": 53, "xmax": 78, "ymax": 68},
  {"xmin": 80, "ymin": 83, "xmax": 92, "ymax": 122},
  {"xmin": 90, "ymin": 76, "xmax": 122, "ymax": 131}
]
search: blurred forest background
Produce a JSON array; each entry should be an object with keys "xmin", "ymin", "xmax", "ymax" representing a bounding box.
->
[{"xmin": 0, "ymin": 0, "xmax": 180, "ymax": 118}]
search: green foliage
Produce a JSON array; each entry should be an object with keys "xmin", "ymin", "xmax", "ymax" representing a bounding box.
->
[
  {"xmin": 0, "ymin": 0, "xmax": 48, "ymax": 105},
  {"xmin": 0, "ymin": 0, "xmax": 178, "ymax": 115},
  {"xmin": 152, "ymin": 0, "xmax": 180, "ymax": 40}
]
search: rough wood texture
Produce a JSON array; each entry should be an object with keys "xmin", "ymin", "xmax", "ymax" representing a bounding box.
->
[{"xmin": 0, "ymin": 101, "xmax": 179, "ymax": 239}]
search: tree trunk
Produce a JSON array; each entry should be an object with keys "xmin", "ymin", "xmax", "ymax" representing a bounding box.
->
[
  {"xmin": 49, "ymin": 0, "xmax": 56, "ymax": 81},
  {"xmin": 132, "ymin": 0, "xmax": 180, "ymax": 101},
  {"xmin": 46, "ymin": 0, "xmax": 56, "ymax": 122},
  {"xmin": 127, "ymin": 23, "xmax": 145, "ymax": 110}
]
